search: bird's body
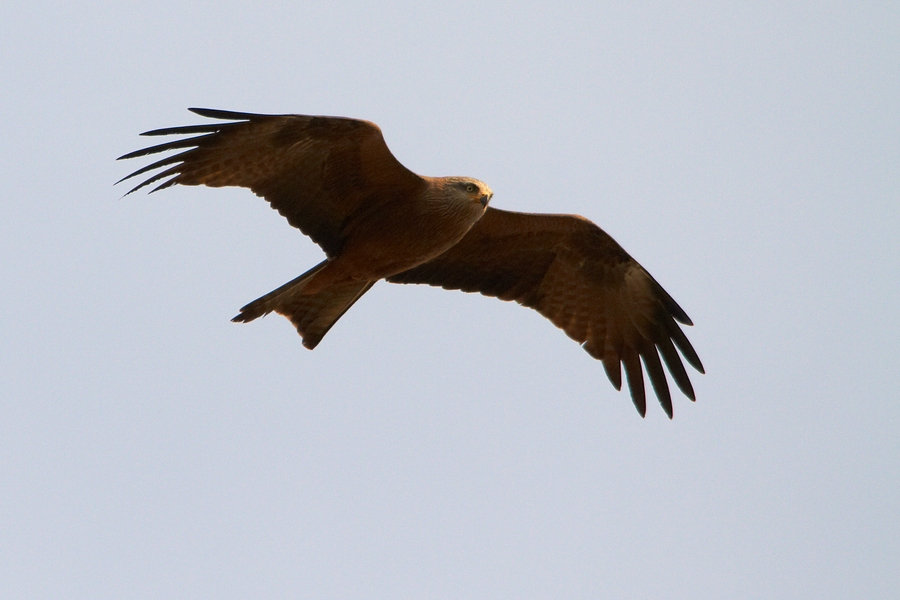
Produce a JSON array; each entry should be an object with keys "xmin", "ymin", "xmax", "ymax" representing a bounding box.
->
[
  {"xmin": 119, "ymin": 108, "xmax": 703, "ymax": 417},
  {"xmin": 232, "ymin": 174, "xmax": 492, "ymax": 347},
  {"xmin": 332, "ymin": 175, "xmax": 492, "ymax": 281}
]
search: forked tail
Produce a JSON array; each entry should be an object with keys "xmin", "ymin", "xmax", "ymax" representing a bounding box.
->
[{"xmin": 232, "ymin": 260, "xmax": 376, "ymax": 349}]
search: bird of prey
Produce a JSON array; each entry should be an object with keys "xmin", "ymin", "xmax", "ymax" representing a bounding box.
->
[{"xmin": 118, "ymin": 108, "xmax": 704, "ymax": 418}]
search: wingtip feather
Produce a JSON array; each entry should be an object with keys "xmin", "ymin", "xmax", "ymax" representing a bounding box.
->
[
  {"xmin": 601, "ymin": 355, "xmax": 623, "ymax": 391},
  {"xmin": 642, "ymin": 347, "xmax": 673, "ymax": 418},
  {"xmin": 622, "ymin": 350, "xmax": 647, "ymax": 418},
  {"xmin": 188, "ymin": 107, "xmax": 260, "ymax": 121}
]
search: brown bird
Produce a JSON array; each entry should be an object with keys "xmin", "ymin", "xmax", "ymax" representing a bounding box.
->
[{"xmin": 118, "ymin": 108, "xmax": 704, "ymax": 418}]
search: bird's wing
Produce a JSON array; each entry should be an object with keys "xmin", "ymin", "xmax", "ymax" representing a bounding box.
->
[
  {"xmin": 117, "ymin": 108, "xmax": 427, "ymax": 257},
  {"xmin": 387, "ymin": 207, "xmax": 704, "ymax": 418}
]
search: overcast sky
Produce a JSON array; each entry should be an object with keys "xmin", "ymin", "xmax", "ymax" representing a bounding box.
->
[{"xmin": 2, "ymin": 1, "xmax": 898, "ymax": 598}]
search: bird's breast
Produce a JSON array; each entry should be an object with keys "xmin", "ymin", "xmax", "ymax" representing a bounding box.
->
[{"xmin": 336, "ymin": 197, "xmax": 485, "ymax": 280}]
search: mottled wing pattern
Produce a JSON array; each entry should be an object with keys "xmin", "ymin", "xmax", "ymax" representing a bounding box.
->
[
  {"xmin": 388, "ymin": 207, "xmax": 704, "ymax": 417},
  {"xmin": 118, "ymin": 108, "xmax": 427, "ymax": 257}
]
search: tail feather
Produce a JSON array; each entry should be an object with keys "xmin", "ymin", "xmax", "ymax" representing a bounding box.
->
[
  {"xmin": 281, "ymin": 279, "xmax": 376, "ymax": 349},
  {"xmin": 232, "ymin": 260, "xmax": 376, "ymax": 349},
  {"xmin": 232, "ymin": 260, "xmax": 329, "ymax": 323}
]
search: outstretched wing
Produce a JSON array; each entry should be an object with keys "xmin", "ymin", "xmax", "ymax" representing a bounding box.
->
[
  {"xmin": 387, "ymin": 207, "xmax": 704, "ymax": 418},
  {"xmin": 117, "ymin": 108, "xmax": 427, "ymax": 257}
]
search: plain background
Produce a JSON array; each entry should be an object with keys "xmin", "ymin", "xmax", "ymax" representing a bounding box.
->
[{"xmin": 2, "ymin": 1, "xmax": 898, "ymax": 598}]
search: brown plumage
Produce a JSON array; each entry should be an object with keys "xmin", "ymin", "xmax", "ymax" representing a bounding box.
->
[{"xmin": 118, "ymin": 108, "xmax": 704, "ymax": 417}]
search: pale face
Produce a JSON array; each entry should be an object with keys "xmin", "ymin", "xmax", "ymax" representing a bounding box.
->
[{"xmin": 451, "ymin": 177, "xmax": 493, "ymax": 209}]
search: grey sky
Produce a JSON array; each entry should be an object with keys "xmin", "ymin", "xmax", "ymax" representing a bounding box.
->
[{"xmin": 2, "ymin": 1, "xmax": 898, "ymax": 598}]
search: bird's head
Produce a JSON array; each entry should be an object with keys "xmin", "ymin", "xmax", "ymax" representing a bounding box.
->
[{"xmin": 448, "ymin": 177, "xmax": 493, "ymax": 209}]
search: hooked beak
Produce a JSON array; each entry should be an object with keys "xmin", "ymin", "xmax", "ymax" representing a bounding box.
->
[{"xmin": 479, "ymin": 194, "xmax": 492, "ymax": 209}]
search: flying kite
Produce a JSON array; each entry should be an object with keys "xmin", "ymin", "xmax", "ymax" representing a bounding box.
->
[{"xmin": 118, "ymin": 108, "xmax": 704, "ymax": 417}]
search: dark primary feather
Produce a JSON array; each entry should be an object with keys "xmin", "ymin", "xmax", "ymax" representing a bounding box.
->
[
  {"xmin": 389, "ymin": 207, "xmax": 704, "ymax": 418},
  {"xmin": 117, "ymin": 108, "xmax": 426, "ymax": 257}
]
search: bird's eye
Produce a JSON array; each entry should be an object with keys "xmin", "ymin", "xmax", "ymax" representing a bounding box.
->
[{"xmin": 465, "ymin": 183, "xmax": 477, "ymax": 193}]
